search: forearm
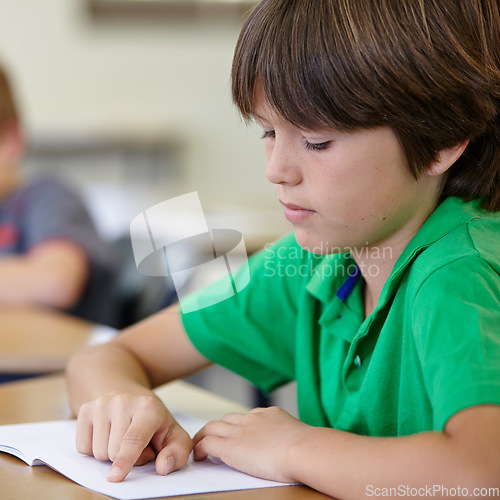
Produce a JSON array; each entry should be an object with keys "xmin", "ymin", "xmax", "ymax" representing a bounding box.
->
[
  {"xmin": 66, "ymin": 306, "xmax": 211, "ymax": 415},
  {"xmin": 0, "ymin": 246, "xmax": 87, "ymax": 308},
  {"xmin": 66, "ymin": 341, "xmax": 155, "ymax": 416},
  {"xmin": 290, "ymin": 423, "xmax": 499, "ymax": 499},
  {"xmin": 0, "ymin": 257, "xmax": 56, "ymax": 304}
]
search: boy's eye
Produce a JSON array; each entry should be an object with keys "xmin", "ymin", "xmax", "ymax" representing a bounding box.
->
[
  {"xmin": 305, "ymin": 140, "xmax": 331, "ymax": 151},
  {"xmin": 260, "ymin": 130, "xmax": 331, "ymax": 151}
]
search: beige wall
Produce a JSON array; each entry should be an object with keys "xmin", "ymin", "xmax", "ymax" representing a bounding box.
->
[{"xmin": 0, "ymin": 0, "xmax": 283, "ymax": 214}]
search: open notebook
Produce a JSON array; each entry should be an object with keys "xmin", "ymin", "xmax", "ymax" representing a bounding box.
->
[{"xmin": 0, "ymin": 413, "xmax": 292, "ymax": 500}]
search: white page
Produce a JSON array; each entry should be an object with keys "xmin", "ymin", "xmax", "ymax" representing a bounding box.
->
[{"xmin": 0, "ymin": 414, "xmax": 292, "ymax": 500}]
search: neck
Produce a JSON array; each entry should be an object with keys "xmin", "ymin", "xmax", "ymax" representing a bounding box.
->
[
  {"xmin": 0, "ymin": 167, "xmax": 22, "ymax": 201},
  {"xmin": 353, "ymin": 215, "xmax": 433, "ymax": 320},
  {"xmin": 352, "ymin": 244, "xmax": 401, "ymax": 319}
]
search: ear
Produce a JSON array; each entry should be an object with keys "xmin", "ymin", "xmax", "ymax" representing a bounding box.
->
[{"xmin": 427, "ymin": 140, "xmax": 469, "ymax": 176}]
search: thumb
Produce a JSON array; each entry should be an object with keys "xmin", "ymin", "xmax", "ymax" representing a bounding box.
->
[{"xmin": 155, "ymin": 425, "xmax": 193, "ymax": 476}]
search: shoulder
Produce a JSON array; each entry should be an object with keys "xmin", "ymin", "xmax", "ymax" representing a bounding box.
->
[
  {"xmin": 406, "ymin": 208, "xmax": 499, "ymax": 343},
  {"xmin": 465, "ymin": 209, "xmax": 500, "ymax": 267},
  {"xmin": 0, "ymin": 175, "xmax": 78, "ymax": 220},
  {"xmin": 6, "ymin": 175, "xmax": 84, "ymax": 214},
  {"xmin": 23, "ymin": 174, "xmax": 81, "ymax": 200},
  {"xmin": 408, "ymin": 200, "xmax": 499, "ymax": 288},
  {"xmin": 398, "ymin": 200, "xmax": 498, "ymax": 330},
  {"xmin": 23, "ymin": 175, "xmax": 94, "ymax": 225}
]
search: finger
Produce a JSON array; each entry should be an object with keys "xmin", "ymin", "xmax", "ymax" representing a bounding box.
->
[
  {"xmin": 220, "ymin": 412, "xmax": 246, "ymax": 424},
  {"xmin": 106, "ymin": 422, "xmax": 155, "ymax": 482},
  {"xmin": 92, "ymin": 417, "xmax": 111, "ymax": 461},
  {"xmin": 249, "ymin": 406, "xmax": 268, "ymax": 413},
  {"xmin": 192, "ymin": 421, "xmax": 232, "ymax": 447},
  {"xmin": 107, "ymin": 416, "xmax": 132, "ymax": 462},
  {"xmin": 75, "ymin": 403, "xmax": 94, "ymax": 456},
  {"xmin": 155, "ymin": 423, "xmax": 193, "ymax": 476},
  {"xmin": 193, "ymin": 435, "xmax": 225, "ymax": 461}
]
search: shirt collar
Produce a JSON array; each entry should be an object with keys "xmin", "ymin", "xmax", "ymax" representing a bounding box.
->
[
  {"xmin": 376, "ymin": 197, "xmax": 482, "ymax": 308},
  {"xmin": 305, "ymin": 197, "xmax": 483, "ymax": 308},
  {"xmin": 306, "ymin": 252, "xmax": 355, "ymax": 304}
]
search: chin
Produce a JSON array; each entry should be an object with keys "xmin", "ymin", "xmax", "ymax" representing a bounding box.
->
[
  {"xmin": 293, "ymin": 229, "xmax": 343, "ymax": 255},
  {"xmin": 293, "ymin": 222, "xmax": 361, "ymax": 255}
]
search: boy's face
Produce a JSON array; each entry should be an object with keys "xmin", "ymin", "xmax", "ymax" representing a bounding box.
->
[{"xmin": 253, "ymin": 94, "xmax": 443, "ymax": 256}]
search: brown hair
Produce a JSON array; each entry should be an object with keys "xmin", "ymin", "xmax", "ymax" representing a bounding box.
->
[
  {"xmin": 0, "ymin": 64, "xmax": 19, "ymax": 132},
  {"xmin": 232, "ymin": 0, "xmax": 500, "ymax": 211}
]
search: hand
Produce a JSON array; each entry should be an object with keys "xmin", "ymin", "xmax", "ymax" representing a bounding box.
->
[
  {"xmin": 192, "ymin": 406, "xmax": 310, "ymax": 483},
  {"xmin": 75, "ymin": 392, "xmax": 192, "ymax": 482}
]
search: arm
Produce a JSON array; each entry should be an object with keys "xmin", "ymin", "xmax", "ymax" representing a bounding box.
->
[
  {"xmin": 193, "ymin": 404, "xmax": 500, "ymax": 499},
  {"xmin": 66, "ymin": 304, "xmax": 211, "ymax": 481},
  {"xmin": 0, "ymin": 239, "xmax": 88, "ymax": 308}
]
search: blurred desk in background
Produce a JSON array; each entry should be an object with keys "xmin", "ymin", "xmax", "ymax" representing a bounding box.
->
[{"xmin": 0, "ymin": 307, "xmax": 116, "ymax": 377}]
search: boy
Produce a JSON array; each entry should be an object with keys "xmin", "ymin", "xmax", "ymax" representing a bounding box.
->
[
  {"xmin": 0, "ymin": 64, "xmax": 121, "ymax": 327},
  {"xmin": 67, "ymin": 0, "xmax": 500, "ymax": 497}
]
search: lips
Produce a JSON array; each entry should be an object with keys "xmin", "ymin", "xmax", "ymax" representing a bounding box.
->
[{"xmin": 280, "ymin": 200, "xmax": 316, "ymax": 223}]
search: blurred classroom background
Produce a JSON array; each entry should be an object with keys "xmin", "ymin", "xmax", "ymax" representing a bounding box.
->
[{"xmin": 0, "ymin": 0, "xmax": 296, "ymax": 414}]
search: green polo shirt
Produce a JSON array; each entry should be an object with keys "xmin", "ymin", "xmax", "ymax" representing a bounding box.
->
[{"xmin": 181, "ymin": 197, "xmax": 500, "ymax": 436}]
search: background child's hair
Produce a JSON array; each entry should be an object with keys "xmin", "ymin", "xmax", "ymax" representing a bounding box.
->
[
  {"xmin": 232, "ymin": 0, "xmax": 500, "ymax": 211},
  {"xmin": 0, "ymin": 64, "xmax": 19, "ymax": 133}
]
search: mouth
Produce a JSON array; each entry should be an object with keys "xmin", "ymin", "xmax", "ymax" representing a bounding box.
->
[{"xmin": 279, "ymin": 200, "xmax": 316, "ymax": 223}]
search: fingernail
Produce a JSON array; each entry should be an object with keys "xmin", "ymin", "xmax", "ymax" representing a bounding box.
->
[
  {"xmin": 107, "ymin": 465, "xmax": 121, "ymax": 482},
  {"xmin": 165, "ymin": 456, "xmax": 175, "ymax": 475}
]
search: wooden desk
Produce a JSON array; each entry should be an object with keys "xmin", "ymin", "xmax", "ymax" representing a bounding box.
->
[
  {"xmin": 0, "ymin": 375, "xmax": 328, "ymax": 500},
  {"xmin": 0, "ymin": 307, "xmax": 112, "ymax": 374}
]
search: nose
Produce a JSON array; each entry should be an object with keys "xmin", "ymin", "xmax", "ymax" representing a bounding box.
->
[{"xmin": 265, "ymin": 138, "xmax": 302, "ymax": 186}]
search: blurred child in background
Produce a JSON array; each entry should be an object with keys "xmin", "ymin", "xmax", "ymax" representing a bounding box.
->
[{"xmin": 0, "ymin": 63, "xmax": 121, "ymax": 327}]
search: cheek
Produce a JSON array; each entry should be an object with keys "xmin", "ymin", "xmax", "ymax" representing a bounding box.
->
[{"xmin": 311, "ymin": 161, "xmax": 409, "ymax": 222}]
